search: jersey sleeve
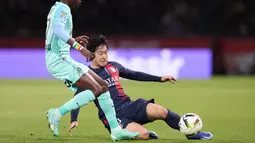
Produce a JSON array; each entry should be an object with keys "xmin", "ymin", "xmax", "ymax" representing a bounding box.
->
[
  {"xmin": 54, "ymin": 5, "xmax": 70, "ymax": 25},
  {"xmin": 53, "ymin": 6, "xmax": 71, "ymax": 42},
  {"xmin": 71, "ymin": 107, "xmax": 80, "ymax": 122},
  {"xmin": 112, "ymin": 62, "xmax": 162, "ymax": 82}
]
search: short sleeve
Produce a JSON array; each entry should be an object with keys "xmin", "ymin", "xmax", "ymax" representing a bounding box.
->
[{"xmin": 54, "ymin": 6, "xmax": 70, "ymax": 24}]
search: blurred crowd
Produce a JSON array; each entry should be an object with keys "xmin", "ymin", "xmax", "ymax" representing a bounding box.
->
[{"xmin": 1, "ymin": 0, "xmax": 255, "ymax": 38}]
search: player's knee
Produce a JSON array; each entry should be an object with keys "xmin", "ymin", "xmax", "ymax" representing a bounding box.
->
[
  {"xmin": 91, "ymin": 85, "xmax": 103, "ymax": 97},
  {"xmin": 138, "ymin": 131, "xmax": 149, "ymax": 140},
  {"xmin": 149, "ymin": 104, "xmax": 168, "ymax": 119},
  {"xmin": 101, "ymin": 81, "xmax": 108, "ymax": 93},
  {"xmin": 160, "ymin": 108, "xmax": 169, "ymax": 119}
]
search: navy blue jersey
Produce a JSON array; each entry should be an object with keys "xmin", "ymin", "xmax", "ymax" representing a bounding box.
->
[{"xmin": 71, "ymin": 61, "xmax": 162, "ymax": 122}]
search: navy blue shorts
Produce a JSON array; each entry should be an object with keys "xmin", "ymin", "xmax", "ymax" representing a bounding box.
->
[{"xmin": 101, "ymin": 98, "xmax": 155, "ymax": 133}]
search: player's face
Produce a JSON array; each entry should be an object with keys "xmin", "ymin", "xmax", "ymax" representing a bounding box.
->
[{"xmin": 94, "ymin": 45, "xmax": 108, "ymax": 67}]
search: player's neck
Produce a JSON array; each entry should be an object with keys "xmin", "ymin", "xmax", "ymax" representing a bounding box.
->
[
  {"xmin": 60, "ymin": 0, "xmax": 70, "ymax": 6},
  {"xmin": 90, "ymin": 61, "xmax": 101, "ymax": 69}
]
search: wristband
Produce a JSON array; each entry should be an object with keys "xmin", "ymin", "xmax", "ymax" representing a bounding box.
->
[{"xmin": 72, "ymin": 42, "xmax": 84, "ymax": 51}]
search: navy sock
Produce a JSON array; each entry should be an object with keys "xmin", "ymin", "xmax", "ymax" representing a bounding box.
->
[{"xmin": 164, "ymin": 109, "xmax": 181, "ymax": 130}]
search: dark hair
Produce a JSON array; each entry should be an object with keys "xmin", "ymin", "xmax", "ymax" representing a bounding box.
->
[{"xmin": 87, "ymin": 35, "xmax": 108, "ymax": 53}]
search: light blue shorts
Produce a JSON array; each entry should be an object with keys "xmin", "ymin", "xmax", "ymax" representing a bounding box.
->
[{"xmin": 48, "ymin": 57, "xmax": 89, "ymax": 91}]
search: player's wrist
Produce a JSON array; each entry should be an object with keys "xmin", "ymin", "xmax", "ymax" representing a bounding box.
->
[
  {"xmin": 72, "ymin": 42, "xmax": 84, "ymax": 51},
  {"xmin": 71, "ymin": 120, "xmax": 77, "ymax": 123}
]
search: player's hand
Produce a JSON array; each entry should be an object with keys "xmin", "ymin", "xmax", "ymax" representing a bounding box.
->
[
  {"xmin": 68, "ymin": 121, "xmax": 79, "ymax": 133},
  {"xmin": 161, "ymin": 76, "xmax": 177, "ymax": 83},
  {"xmin": 80, "ymin": 48, "xmax": 94, "ymax": 61},
  {"xmin": 75, "ymin": 35, "xmax": 89, "ymax": 46}
]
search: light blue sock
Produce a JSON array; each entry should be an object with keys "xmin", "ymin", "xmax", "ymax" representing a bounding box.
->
[
  {"xmin": 98, "ymin": 91, "xmax": 121, "ymax": 133},
  {"xmin": 58, "ymin": 90, "xmax": 96, "ymax": 116}
]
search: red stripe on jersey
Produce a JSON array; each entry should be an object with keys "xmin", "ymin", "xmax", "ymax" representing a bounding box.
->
[{"xmin": 105, "ymin": 63, "xmax": 125, "ymax": 96}]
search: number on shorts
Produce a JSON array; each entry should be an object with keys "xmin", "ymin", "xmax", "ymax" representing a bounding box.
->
[
  {"xmin": 117, "ymin": 118, "xmax": 122, "ymax": 124},
  {"xmin": 65, "ymin": 79, "xmax": 73, "ymax": 88}
]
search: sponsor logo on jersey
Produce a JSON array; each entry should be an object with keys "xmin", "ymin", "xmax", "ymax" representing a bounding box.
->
[
  {"xmin": 109, "ymin": 67, "xmax": 117, "ymax": 73},
  {"xmin": 61, "ymin": 11, "xmax": 67, "ymax": 19},
  {"xmin": 105, "ymin": 76, "xmax": 120, "ymax": 87}
]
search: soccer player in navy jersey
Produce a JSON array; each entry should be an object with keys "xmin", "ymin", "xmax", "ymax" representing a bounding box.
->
[{"xmin": 68, "ymin": 35, "xmax": 213, "ymax": 140}]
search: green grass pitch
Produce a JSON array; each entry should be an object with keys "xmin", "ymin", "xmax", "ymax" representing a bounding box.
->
[{"xmin": 0, "ymin": 77, "xmax": 255, "ymax": 143}]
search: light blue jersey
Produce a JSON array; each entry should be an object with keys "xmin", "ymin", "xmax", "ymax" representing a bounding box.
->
[
  {"xmin": 45, "ymin": 2, "xmax": 89, "ymax": 90},
  {"xmin": 45, "ymin": 2, "xmax": 73, "ymax": 70}
]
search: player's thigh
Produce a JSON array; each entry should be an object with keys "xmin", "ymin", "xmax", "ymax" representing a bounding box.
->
[
  {"xmin": 88, "ymin": 70, "xmax": 108, "ymax": 91},
  {"xmin": 126, "ymin": 122, "xmax": 149, "ymax": 140},
  {"xmin": 125, "ymin": 98, "xmax": 154, "ymax": 124},
  {"xmin": 64, "ymin": 58, "xmax": 103, "ymax": 96},
  {"xmin": 50, "ymin": 58, "xmax": 103, "ymax": 95},
  {"xmin": 146, "ymin": 103, "xmax": 168, "ymax": 121}
]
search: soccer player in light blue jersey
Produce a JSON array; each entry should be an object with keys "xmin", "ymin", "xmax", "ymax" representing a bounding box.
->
[{"xmin": 45, "ymin": 0, "xmax": 139, "ymax": 141}]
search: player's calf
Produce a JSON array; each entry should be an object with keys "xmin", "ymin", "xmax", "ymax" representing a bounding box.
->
[{"xmin": 164, "ymin": 109, "xmax": 180, "ymax": 130}]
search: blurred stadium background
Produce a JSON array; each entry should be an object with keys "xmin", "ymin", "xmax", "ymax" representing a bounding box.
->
[{"xmin": 0, "ymin": 0, "xmax": 255, "ymax": 143}]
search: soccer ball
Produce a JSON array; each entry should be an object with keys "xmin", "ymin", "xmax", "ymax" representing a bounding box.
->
[{"xmin": 179, "ymin": 113, "xmax": 203, "ymax": 136}]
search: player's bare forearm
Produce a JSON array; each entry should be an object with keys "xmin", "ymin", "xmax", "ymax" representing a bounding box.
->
[{"xmin": 79, "ymin": 48, "xmax": 94, "ymax": 61}]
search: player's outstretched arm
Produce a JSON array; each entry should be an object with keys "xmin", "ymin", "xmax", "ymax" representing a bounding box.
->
[
  {"xmin": 160, "ymin": 75, "xmax": 177, "ymax": 83},
  {"xmin": 70, "ymin": 108, "xmax": 80, "ymax": 123},
  {"xmin": 69, "ymin": 109, "xmax": 79, "ymax": 132},
  {"xmin": 113, "ymin": 62, "xmax": 176, "ymax": 83}
]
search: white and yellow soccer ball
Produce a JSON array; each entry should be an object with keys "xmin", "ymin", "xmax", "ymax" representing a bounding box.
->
[{"xmin": 179, "ymin": 113, "xmax": 203, "ymax": 136}]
